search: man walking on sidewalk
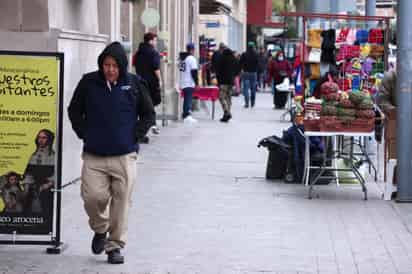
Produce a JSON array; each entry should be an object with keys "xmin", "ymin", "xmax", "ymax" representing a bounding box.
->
[
  {"xmin": 216, "ymin": 46, "xmax": 240, "ymax": 122},
  {"xmin": 179, "ymin": 43, "xmax": 199, "ymax": 123},
  {"xmin": 240, "ymin": 41, "xmax": 259, "ymax": 108},
  {"xmin": 133, "ymin": 32, "xmax": 162, "ymax": 138},
  {"xmin": 68, "ymin": 42, "xmax": 155, "ymax": 264}
]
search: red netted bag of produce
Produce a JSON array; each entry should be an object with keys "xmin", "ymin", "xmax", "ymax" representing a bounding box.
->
[{"xmin": 320, "ymin": 80, "xmax": 339, "ymax": 96}]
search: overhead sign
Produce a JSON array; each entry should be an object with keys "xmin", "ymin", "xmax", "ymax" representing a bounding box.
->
[{"xmin": 206, "ymin": 22, "xmax": 220, "ymax": 28}]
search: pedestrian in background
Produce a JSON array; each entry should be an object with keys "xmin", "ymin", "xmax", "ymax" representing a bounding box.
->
[
  {"xmin": 133, "ymin": 32, "xmax": 162, "ymax": 139},
  {"xmin": 179, "ymin": 43, "xmax": 199, "ymax": 123},
  {"xmin": 257, "ymin": 47, "xmax": 268, "ymax": 91},
  {"xmin": 233, "ymin": 51, "xmax": 241, "ymax": 96},
  {"xmin": 216, "ymin": 46, "xmax": 239, "ymax": 122},
  {"xmin": 68, "ymin": 42, "xmax": 155, "ymax": 264},
  {"xmin": 240, "ymin": 41, "xmax": 259, "ymax": 108},
  {"xmin": 268, "ymin": 51, "xmax": 292, "ymax": 108}
]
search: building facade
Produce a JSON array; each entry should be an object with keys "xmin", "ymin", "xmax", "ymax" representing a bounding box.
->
[
  {"xmin": 0, "ymin": 0, "xmax": 199, "ymax": 183},
  {"xmin": 0, "ymin": 0, "xmax": 136, "ymax": 183},
  {"xmin": 198, "ymin": 0, "xmax": 247, "ymax": 53},
  {"xmin": 132, "ymin": 0, "xmax": 200, "ymax": 122},
  {"xmin": 356, "ymin": 0, "xmax": 397, "ymax": 17}
]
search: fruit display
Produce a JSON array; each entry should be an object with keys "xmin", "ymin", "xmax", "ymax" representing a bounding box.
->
[{"xmin": 307, "ymin": 90, "xmax": 375, "ymax": 132}]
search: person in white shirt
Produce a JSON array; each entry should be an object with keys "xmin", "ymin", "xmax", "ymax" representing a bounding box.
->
[{"xmin": 179, "ymin": 43, "xmax": 199, "ymax": 123}]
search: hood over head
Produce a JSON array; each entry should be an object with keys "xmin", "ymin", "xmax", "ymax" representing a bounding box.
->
[{"xmin": 98, "ymin": 42, "xmax": 128, "ymax": 78}]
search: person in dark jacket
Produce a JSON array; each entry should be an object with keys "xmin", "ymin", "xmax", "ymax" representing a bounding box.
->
[
  {"xmin": 211, "ymin": 42, "xmax": 225, "ymax": 77},
  {"xmin": 216, "ymin": 47, "xmax": 240, "ymax": 122},
  {"xmin": 240, "ymin": 42, "xmax": 259, "ymax": 108},
  {"xmin": 68, "ymin": 42, "xmax": 155, "ymax": 265},
  {"xmin": 133, "ymin": 32, "xmax": 162, "ymax": 136}
]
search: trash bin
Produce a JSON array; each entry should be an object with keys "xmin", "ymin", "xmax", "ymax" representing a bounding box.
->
[{"xmin": 258, "ymin": 136, "xmax": 291, "ymax": 180}]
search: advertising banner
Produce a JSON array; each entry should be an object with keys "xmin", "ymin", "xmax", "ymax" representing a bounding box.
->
[{"xmin": 0, "ymin": 52, "xmax": 63, "ymax": 235}]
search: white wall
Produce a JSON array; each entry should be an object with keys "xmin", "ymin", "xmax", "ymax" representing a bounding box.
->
[
  {"xmin": 48, "ymin": 0, "xmax": 99, "ymax": 34},
  {"xmin": 0, "ymin": 0, "xmax": 49, "ymax": 31},
  {"xmin": 199, "ymin": 0, "xmax": 246, "ymax": 52},
  {"xmin": 58, "ymin": 36, "xmax": 107, "ymax": 183},
  {"xmin": 0, "ymin": 31, "xmax": 57, "ymax": 51},
  {"xmin": 199, "ymin": 14, "xmax": 229, "ymax": 47},
  {"xmin": 0, "ymin": 0, "xmax": 136, "ymax": 183}
]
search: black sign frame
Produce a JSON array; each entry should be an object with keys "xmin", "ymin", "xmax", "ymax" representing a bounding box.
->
[{"xmin": 0, "ymin": 51, "xmax": 65, "ymax": 254}]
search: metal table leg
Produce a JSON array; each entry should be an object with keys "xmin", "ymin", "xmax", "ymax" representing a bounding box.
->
[
  {"xmin": 304, "ymin": 135, "xmax": 310, "ymax": 186},
  {"xmin": 308, "ymin": 166, "xmax": 326, "ymax": 199},
  {"xmin": 212, "ymin": 100, "xmax": 215, "ymax": 120},
  {"xmin": 350, "ymin": 160, "xmax": 368, "ymax": 200}
]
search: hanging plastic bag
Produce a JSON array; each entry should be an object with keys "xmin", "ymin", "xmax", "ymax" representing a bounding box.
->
[{"xmin": 308, "ymin": 48, "xmax": 321, "ymax": 63}]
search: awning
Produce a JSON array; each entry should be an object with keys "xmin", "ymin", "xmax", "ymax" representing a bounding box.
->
[
  {"xmin": 247, "ymin": 0, "xmax": 286, "ymax": 28},
  {"xmin": 199, "ymin": 0, "xmax": 231, "ymax": 15}
]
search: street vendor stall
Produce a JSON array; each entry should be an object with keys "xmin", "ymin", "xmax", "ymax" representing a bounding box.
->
[{"xmin": 280, "ymin": 12, "xmax": 393, "ymax": 199}]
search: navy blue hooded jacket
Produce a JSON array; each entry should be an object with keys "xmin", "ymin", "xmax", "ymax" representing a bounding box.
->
[{"xmin": 68, "ymin": 42, "xmax": 155, "ymax": 156}]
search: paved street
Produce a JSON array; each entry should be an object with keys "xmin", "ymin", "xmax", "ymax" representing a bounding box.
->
[{"xmin": 2, "ymin": 93, "xmax": 412, "ymax": 274}]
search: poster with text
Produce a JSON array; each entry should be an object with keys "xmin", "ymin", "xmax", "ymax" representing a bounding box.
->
[{"xmin": 0, "ymin": 52, "xmax": 63, "ymax": 235}]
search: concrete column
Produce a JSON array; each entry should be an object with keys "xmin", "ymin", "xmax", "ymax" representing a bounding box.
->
[
  {"xmin": 193, "ymin": 0, "xmax": 200, "ymax": 57},
  {"xmin": 308, "ymin": 0, "xmax": 328, "ymax": 27},
  {"xmin": 110, "ymin": 0, "xmax": 121, "ymax": 41},
  {"xmin": 365, "ymin": 0, "xmax": 376, "ymax": 16},
  {"xmin": 132, "ymin": 0, "xmax": 145, "ymax": 53},
  {"xmin": 330, "ymin": 0, "xmax": 338, "ymax": 13},
  {"xmin": 309, "ymin": 0, "xmax": 323, "ymax": 13},
  {"xmin": 396, "ymin": 0, "xmax": 412, "ymax": 202},
  {"xmin": 128, "ymin": 2, "xmax": 133, "ymax": 70}
]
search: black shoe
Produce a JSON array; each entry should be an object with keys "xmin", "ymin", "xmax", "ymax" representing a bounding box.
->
[
  {"xmin": 107, "ymin": 249, "xmax": 124, "ymax": 264},
  {"xmin": 251, "ymin": 102, "xmax": 255, "ymax": 108},
  {"xmin": 91, "ymin": 232, "xmax": 107, "ymax": 255},
  {"xmin": 138, "ymin": 136, "xmax": 149, "ymax": 144},
  {"xmin": 227, "ymin": 113, "xmax": 232, "ymax": 121},
  {"xmin": 244, "ymin": 104, "xmax": 249, "ymax": 108},
  {"xmin": 220, "ymin": 114, "xmax": 229, "ymax": 122},
  {"xmin": 220, "ymin": 112, "xmax": 229, "ymax": 122}
]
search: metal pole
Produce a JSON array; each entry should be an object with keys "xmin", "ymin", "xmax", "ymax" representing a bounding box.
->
[
  {"xmin": 366, "ymin": 0, "xmax": 376, "ymax": 28},
  {"xmin": 396, "ymin": 0, "xmax": 412, "ymax": 202}
]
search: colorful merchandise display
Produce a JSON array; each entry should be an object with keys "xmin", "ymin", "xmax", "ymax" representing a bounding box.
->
[{"xmin": 301, "ymin": 17, "xmax": 389, "ymax": 133}]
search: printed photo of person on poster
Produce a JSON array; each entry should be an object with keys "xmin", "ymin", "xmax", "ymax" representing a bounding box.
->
[
  {"xmin": 22, "ymin": 129, "xmax": 55, "ymax": 216},
  {"xmin": 0, "ymin": 172, "xmax": 26, "ymax": 213}
]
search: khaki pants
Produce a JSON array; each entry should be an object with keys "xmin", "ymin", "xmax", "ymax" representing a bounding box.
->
[
  {"xmin": 81, "ymin": 152, "xmax": 137, "ymax": 251},
  {"xmin": 219, "ymin": 84, "xmax": 233, "ymax": 114}
]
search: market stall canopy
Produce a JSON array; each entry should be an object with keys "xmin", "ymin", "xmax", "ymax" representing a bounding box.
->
[{"xmin": 199, "ymin": 0, "xmax": 231, "ymax": 15}]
